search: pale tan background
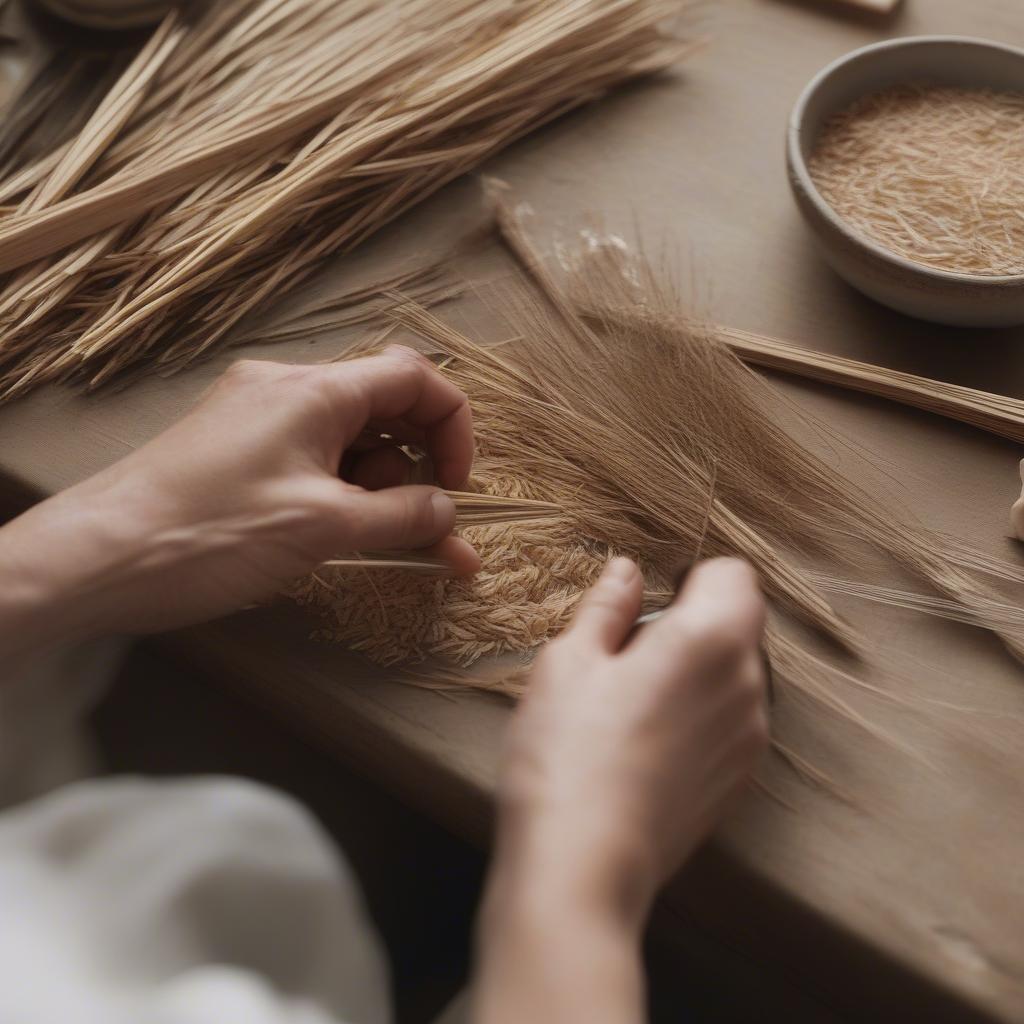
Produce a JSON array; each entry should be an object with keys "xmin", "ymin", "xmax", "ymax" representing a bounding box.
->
[{"xmin": 2, "ymin": 1, "xmax": 1024, "ymax": 1020}]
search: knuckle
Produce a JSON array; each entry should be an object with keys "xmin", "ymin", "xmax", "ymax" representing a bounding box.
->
[
  {"xmin": 399, "ymin": 490, "xmax": 433, "ymax": 541},
  {"xmin": 681, "ymin": 593, "xmax": 765, "ymax": 664},
  {"xmin": 691, "ymin": 613, "xmax": 754, "ymax": 659},
  {"xmin": 284, "ymin": 480, "xmax": 348, "ymax": 540},
  {"xmin": 304, "ymin": 480, "xmax": 345, "ymax": 520},
  {"xmin": 382, "ymin": 343, "xmax": 427, "ymax": 369},
  {"xmin": 224, "ymin": 358, "xmax": 268, "ymax": 381},
  {"xmin": 692, "ymin": 559, "xmax": 765, "ymax": 614},
  {"xmin": 702, "ymin": 556, "xmax": 760, "ymax": 593},
  {"xmin": 719, "ymin": 556, "xmax": 760, "ymax": 586}
]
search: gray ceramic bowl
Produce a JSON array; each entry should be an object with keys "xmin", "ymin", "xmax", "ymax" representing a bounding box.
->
[
  {"xmin": 33, "ymin": 0, "xmax": 173, "ymax": 29},
  {"xmin": 787, "ymin": 36, "xmax": 1024, "ymax": 328}
]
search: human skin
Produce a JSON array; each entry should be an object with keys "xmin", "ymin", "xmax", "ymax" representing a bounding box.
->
[
  {"xmin": 473, "ymin": 556, "xmax": 768, "ymax": 1024},
  {"xmin": 0, "ymin": 351, "xmax": 768, "ymax": 1022},
  {"xmin": 0, "ymin": 348, "xmax": 479, "ymax": 670}
]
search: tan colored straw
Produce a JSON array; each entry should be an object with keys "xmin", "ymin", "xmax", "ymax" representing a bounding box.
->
[
  {"xmin": 719, "ymin": 325, "xmax": 1024, "ymax": 444},
  {"xmin": 0, "ymin": 0, "xmax": 696, "ymax": 400}
]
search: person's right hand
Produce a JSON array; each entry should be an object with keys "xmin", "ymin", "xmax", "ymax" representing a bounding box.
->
[{"xmin": 495, "ymin": 556, "xmax": 769, "ymax": 923}]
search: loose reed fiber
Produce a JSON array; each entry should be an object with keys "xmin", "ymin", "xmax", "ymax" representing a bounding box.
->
[
  {"xmin": 809, "ymin": 84, "xmax": 1024, "ymax": 276},
  {"xmin": 238, "ymin": 248, "xmax": 1024, "ymax": 445},
  {"xmin": 232, "ymin": 258, "xmax": 466, "ymax": 350},
  {"xmin": 0, "ymin": 0, "xmax": 694, "ymax": 400},
  {"xmin": 297, "ymin": 206, "xmax": 1024, "ymax": 720},
  {"xmin": 555, "ymin": 222, "xmax": 1024, "ymax": 664}
]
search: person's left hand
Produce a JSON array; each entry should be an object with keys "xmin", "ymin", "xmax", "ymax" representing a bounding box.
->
[{"xmin": 0, "ymin": 348, "xmax": 478, "ymax": 651}]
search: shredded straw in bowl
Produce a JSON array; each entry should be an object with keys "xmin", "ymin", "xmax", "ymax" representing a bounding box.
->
[{"xmin": 808, "ymin": 84, "xmax": 1024, "ymax": 277}]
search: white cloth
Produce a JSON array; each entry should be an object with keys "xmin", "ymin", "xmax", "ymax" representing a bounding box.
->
[{"xmin": 0, "ymin": 642, "xmax": 392, "ymax": 1024}]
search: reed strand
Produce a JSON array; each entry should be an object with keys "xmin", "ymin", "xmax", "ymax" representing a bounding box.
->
[{"xmin": 0, "ymin": 0, "xmax": 694, "ymax": 400}]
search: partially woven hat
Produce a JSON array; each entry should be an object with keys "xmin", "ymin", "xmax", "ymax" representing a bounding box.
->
[{"xmin": 32, "ymin": 0, "xmax": 174, "ymax": 29}]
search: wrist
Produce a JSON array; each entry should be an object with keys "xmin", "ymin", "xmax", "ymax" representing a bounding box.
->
[
  {"xmin": 0, "ymin": 484, "xmax": 145, "ymax": 657},
  {"xmin": 476, "ymin": 808, "xmax": 650, "ymax": 1024},
  {"xmin": 488, "ymin": 799, "xmax": 658, "ymax": 937}
]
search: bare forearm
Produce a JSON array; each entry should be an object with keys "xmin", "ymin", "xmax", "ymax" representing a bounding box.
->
[
  {"xmin": 0, "ymin": 485, "xmax": 136, "ymax": 669},
  {"xmin": 0, "ymin": 513, "xmax": 79, "ymax": 666},
  {"xmin": 473, "ymin": 557, "xmax": 768, "ymax": 1022},
  {"xmin": 473, "ymin": 816, "xmax": 651, "ymax": 1024}
]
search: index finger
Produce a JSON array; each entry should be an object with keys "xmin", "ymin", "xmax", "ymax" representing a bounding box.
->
[
  {"xmin": 331, "ymin": 346, "xmax": 474, "ymax": 489},
  {"xmin": 638, "ymin": 557, "xmax": 766, "ymax": 669}
]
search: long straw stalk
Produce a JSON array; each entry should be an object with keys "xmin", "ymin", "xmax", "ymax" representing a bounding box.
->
[
  {"xmin": 0, "ymin": 0, "xmax": 693, "ymax": 400},
  {"xmin": 719, "ymin": 325, "xmax": 1024, "ymax": 443}
]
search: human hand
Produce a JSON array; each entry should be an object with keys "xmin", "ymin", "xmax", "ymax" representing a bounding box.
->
[
  {"xmin": 494, "ymin": 557, "xmax": 769, "ymax": 924},
  {"xmin": 473, "ymin": 557, "xmax": 767, "ymax": 1024},
  {"xmin": 0, "ymin": 348, "xmax": 478, "ymax": 651}
]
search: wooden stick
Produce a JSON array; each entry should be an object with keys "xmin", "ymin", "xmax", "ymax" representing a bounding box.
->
[{"xmin": 719, "ymin": 324, "xmax": 1024, "ymax": 443}]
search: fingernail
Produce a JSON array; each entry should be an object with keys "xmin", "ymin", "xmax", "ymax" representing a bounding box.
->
[
  {"xmin": 603, "ymin": 556, "xmax": 636, "ymax": 584},
  {"xmin": 431, "ymin": 491, "xmax": 456, "ymax": 531}
]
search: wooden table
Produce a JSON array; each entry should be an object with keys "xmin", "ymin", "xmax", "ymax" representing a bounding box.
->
[{"xmin": 3, "ymin": 1, "xmax": 1024, "ymax": 1020}]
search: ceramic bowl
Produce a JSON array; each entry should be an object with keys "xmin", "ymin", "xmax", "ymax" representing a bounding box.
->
[
  {"xmin": 787, "ymin": 36, "xmax": 1024, "ymax": 327},
  {"xmin": 32, "ymin": 0, "xmax": 173, "ymax": 29}
]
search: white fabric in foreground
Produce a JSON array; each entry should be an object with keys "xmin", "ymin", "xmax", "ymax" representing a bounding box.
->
[
  {"xmin": 0, "ymin": 775, "xmax": 392, "ymax": 1024},
  {"xmin": 0, "ymin": 637, "xmax": 393, "ymax": 1024}
]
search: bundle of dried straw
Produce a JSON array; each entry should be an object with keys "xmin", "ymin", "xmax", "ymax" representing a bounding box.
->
[
  {"xmin": 297, "ymin": 202, "xmax": 1024, "ymax": 752},
  {"xmin": 0, "ymin": 0, "xmax": 692, "ymax": 400}
]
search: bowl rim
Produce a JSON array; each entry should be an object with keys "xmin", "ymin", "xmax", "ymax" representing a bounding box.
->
[
  {"xmin": 787, "ymin": 34, "xmax": 1024, "ymax": 287},
  {"xmin": 32, "ymin": 0, "xmax": 170, "ymax": 29}
]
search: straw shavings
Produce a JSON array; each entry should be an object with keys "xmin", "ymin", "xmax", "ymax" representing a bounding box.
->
[{"xmin": 809, "ymin": 84, "xmax": 1024, "ymax": 276}]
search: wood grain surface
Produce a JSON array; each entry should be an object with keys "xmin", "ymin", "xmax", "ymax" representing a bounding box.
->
[{"xmin": 2, "ymin": 1, "xmax": 1024, "ymax": 1019}]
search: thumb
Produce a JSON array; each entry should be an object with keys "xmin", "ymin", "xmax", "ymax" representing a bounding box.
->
[
  {"xmin": 337, "ymin": 484, "xmax": 457, "ymax": 551},
  {"xmin": 566, "ymin": 557, "xmax": 643, "ymax": 652}
]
